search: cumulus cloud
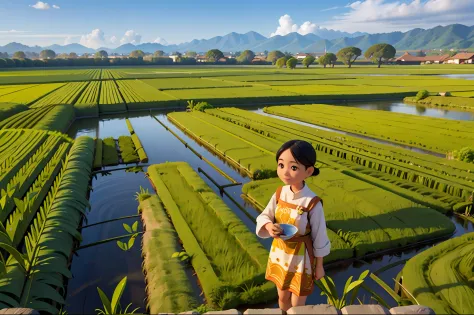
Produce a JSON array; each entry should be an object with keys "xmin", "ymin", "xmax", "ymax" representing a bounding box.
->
[
  {"xmin": 79, "ymin": 29, "xmax": 142, "ymax": 48},
  {"xmin": 153, "ymin": 37, "xmax": 168, "ymax": 45},
  {"xmin": 325, "ymin": 0, "xmax": 474, "ymax": 32},
  {"xmin": 80, "ymin": 29, "xmax": 107, "ymax": 49},
  {"xmin": 270, "ymin": 14, "xmax": 321, "ymax": 36},
  {"xmin": 120, "ymin": 30, "xmax": 141, "ymax": 45},
  {"xmin": 30, "ymin": 1, "xmax": 51, "ymax": 9},
  {"xmin": 52, "ymin": 4, "xmax": 60, "ymax": 9}
]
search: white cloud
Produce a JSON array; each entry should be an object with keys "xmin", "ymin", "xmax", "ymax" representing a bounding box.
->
[
  {"xmin": 30, "ymin": 1, "xmax": 50, "ymax": 9},
  {"xmin": 271, "ymin": 14, "xmax": 322, "ymax": 37},
  {"xmin": 321, "ymin": 6, "xmax": 342, "ymax": 12},
  {"xmin": 0, "ymin": 30, "xmax": 29, "ymax": 33},
  {"xmin": 110, "ymin": 36, "xmax": 117, "ymax": 44},
  {"xmin": 325, "ymin": 0, "xmax": 474, "ymax": 32},
  {"xmin": 80, "ymin": 29, "xmax": 106, "ymax": 49},
  {"xmin": 153, "ymin": 37, "xmax": 168, "ymax": 45},
  {"xmin": 270, "ymin": 15, "xmax": 297, "ymax": 36},
  {"xmin": 298, "ymin": 21, "xmax": 318, "ymax": 35},
  {"xmin": 52, "ymin": 4, "xmax": 60, "ymax": 9},
  {"xmin": 120, "ymin": 30, "xmax": 141, "ymax": 45}
]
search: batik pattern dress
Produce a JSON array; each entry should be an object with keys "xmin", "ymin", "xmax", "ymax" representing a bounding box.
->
[{"xmin": 256, "ymin": 184, "xmax": 331, "ymax": 296}]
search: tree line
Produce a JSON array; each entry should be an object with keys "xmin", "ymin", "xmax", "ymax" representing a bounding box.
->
[
  {"xmin": 267, "ymin": 43, "xmax": 396, "ymax": 69},
  {"xmin": 0, "ymin": 43, "xmax": 397, "ymax": 69}
]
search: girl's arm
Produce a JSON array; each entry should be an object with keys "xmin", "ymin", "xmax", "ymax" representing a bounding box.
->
[
  {"xmin": 308, "ymin": 202, "xmax": 331, "ymax": 258},
  {"xmin": 255, "ymin": 192, "xmax": 277, "ymax": 238}
]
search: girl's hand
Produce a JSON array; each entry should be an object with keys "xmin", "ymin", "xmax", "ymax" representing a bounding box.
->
[
  {"xmin": 265, "ymin": 223, "xmax": 283, "ymax": 238},
  {"xmin": 314, "ymin": 265, "xmax": 325, "ymax": 280}
]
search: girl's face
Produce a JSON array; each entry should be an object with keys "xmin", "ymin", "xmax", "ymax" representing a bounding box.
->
[{"xmin": 277, "ymin": 149, "xmax": 314, "ymax": 186}]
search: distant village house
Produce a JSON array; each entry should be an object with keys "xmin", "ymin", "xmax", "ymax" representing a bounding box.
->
[
  {"xmin": 395, "ymin": 52, "xmax": 450, "ymax": 65},
  {"xmin": 446, "ymin": 53, "xmax": 474, "ymax": 64}
]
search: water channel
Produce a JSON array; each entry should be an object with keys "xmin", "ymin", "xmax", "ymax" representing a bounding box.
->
[{"xmin": 64, "ymin": 100, "xmax": 474, "ymax": 313}]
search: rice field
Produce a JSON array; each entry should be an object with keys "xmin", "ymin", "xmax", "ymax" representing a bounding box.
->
[
  {"xmin": 402, "ymin": 232, "xmax": 474, "ymax": 314},
  {"xmin": 0, "ymin": 131, "xmax": 93, "ymax": 313},
  {"xmin": 263, "ymin": 104, "xmax": 474, "ymax": 153},
  {"xmin": 0, "ymin": 65, "xmax": 473, "ymax": 313}
]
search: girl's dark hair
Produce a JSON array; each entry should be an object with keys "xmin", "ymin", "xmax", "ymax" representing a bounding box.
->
[{"xmin": 276, "ymin": 140, "xmax": 319, "ymax": 176}]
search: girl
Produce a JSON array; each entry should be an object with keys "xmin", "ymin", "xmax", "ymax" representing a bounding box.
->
[{"xmin": 255, "ymin": 140, "xmax": 331, "ymax": 311}]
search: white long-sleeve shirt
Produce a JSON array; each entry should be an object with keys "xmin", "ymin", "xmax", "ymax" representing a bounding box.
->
[{"xmin": 255, "ymin": 184, "xmax": 331, "ymax": 257}]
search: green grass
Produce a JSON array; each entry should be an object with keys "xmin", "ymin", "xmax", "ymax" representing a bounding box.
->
[
  {"xmin": 171, "ymin": 108, "xmax": 473, "ymax": 212},
  {"xmin": 165, "ymin": 86, "xmax": 300, "ymax": 104},
  {"xmin": 264, "ymin": 104, "xmax": 474, "ymax": 154},
  {"xmin": 140, "ymin": 195, "xmax": 198, "ymax": 313},
  {"xmin": 0, "ymin": 135, "xmax": 94, "ymax": 313},
  {"xmin": 102, "ymin": 137, "xmax": 119, "ymax": 166},
  {"xmin": 142, "ymin": 77, "xmax": 246, "ymax": 89},
  {"xmin": 30, "ymin": 82, "xmax": 89, "ymax": 108},
  {"xmin": 0, "ymin": 103, "xmax": 28, "ymax": 121},
  {"xmin": 126, "ymin": 118, "xmax": 148, "ymax": 162},
  {"xmin": 0, "ymin": 104, "xmax": 75, "ymax": 132},
  {"xmin": 167, "ymin": 111, "xmax": 276, "ymax": 179},
  {"xmin": 118, "ymin": 136, "xmax": 139, "ymax": 163},
  {"xmin": 75, "ymin": 81, "xmax": 100, "ymax": 117},
  {"xmin": 99, "ymin": 81, "xmax": 126, "ymax": 113},
  {"xmin": 147, "ymin": 162, "xmax": 276, "ymax": 309},
  {"xmin": 0, "ymin": 69, "xmax": 96, "ymax": 85},
  {"xmin": 0, "ymin": 83, "xmax": 65, "ymax": 105},
  {"xmin": 402, "ymin": 232, "xmax": 474, "ymax": 315},
  {"xmin": 404, "ymin": 95, "xmax": 474, "ymax": 110},
  {"xmin": 243, "ymin": 170, "xmax": 455, "ymax": 258},
  {"xmin": 116, "ymin": 80, "xmax": 179, "ymax": 110}
]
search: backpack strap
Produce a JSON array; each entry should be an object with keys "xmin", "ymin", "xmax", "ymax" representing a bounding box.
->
[
  {"xmin": 275, "ymin": 186, "xmax": 283, "ymax": 204},
  {"xmin": 304, "ymin": 196, "xmax": 323, "ymax": 212}
]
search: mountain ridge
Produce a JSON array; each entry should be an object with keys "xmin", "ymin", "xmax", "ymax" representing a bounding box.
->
[{"xmin": 1, "ymin": 24, "xmax": 473, "ymax": 55}]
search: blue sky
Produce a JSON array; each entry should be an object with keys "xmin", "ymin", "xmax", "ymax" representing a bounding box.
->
[{"xmin": 0, "ymin": 0, "xmax": 473, "ymax": 48}]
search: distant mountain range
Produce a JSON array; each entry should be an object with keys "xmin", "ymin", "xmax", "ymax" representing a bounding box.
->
[{"xmin": 1, "ymin": 24, "xmax": 473, "ymax": 55}]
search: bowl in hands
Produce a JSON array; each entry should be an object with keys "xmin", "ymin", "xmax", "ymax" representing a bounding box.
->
[{"xmin": 278, "ymin": 224, "xmax": 298, "ymax": 240}]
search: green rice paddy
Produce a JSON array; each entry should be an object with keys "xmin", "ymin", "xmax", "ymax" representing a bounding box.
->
[{"xmin": 0, "ymin": 65, "xmax": 473, "ymax": 313}]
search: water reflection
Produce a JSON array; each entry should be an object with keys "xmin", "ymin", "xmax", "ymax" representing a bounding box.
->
[
  {"xmin": 440, "ymin": 74, "xmax": 474, "ymax": 80},
  {"xmin": 343, "ymin": 100, "xmax": 474, "ymax": 121}
]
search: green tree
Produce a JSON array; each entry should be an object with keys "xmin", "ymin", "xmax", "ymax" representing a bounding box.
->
[
  {"xmin": 206, "ymin": 49, "xmax": 224, "ymax": 63},
  {"xmin": 267, "ymin": 50, "xmax": 285, "ymax": 64},
  {"xmin": 57, "ymin": 53, "xmax": 69, "ymax": 59},
  {"xmin": 12, "ymin": 51, "xmax": 26, "ymax": 59},
  {"xmin": 39, "ymin": 49, "xmax": 56, "ymax": 59},
  {"xmin": 276, "ymin": 57, "xmax": 287, "ymax": 68},
  {"xmin": 153, "ymin": 50, "xmax": 165, "ymax": 57},
  {"xmin": 68, "ymin": 52, "xmax": 78, "ymax": 59},
  {"xmin": 95, "ymin": 50, "xmax": 108, "ymax": 58},
  {"xmin": 302, "ymin": 55, "xmax": 316, "ymax": 68},
  {"xmin": 130, "ymin": 50, "xmax": 145, "ymax": 58},
  {"xmin": 82, "ymin": 53, "xmax": 90, "ymax": 58},
  {"xmin": 185, "ymin": 51, "xmax": 197, "ymax": 58},
  {"xmin": 336, "ymin": 46, "xmax": 362, "ymax": 68},
  {"xmin": 452, "ymin": 147, "xmax": 474, "ymax": 163},
  {"xmin": 319, "ymin": 53, "xmax": 337, "ymax": 68},
  {"xmin": 364, "ymin": 43, "xmax": 396, "ymax": 68},
  {"xmin": 237, "ymin": 50, "xmax": 255, "ymax": 64},
  {"xmin": 286, "ymin": 57, "xmax": 297, "ymax": 69}
]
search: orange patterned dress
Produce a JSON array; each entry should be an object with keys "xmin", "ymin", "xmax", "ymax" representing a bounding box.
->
[{"xmin": 256, "ymin": 185, "xmax": 330, "ymax": 296}]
